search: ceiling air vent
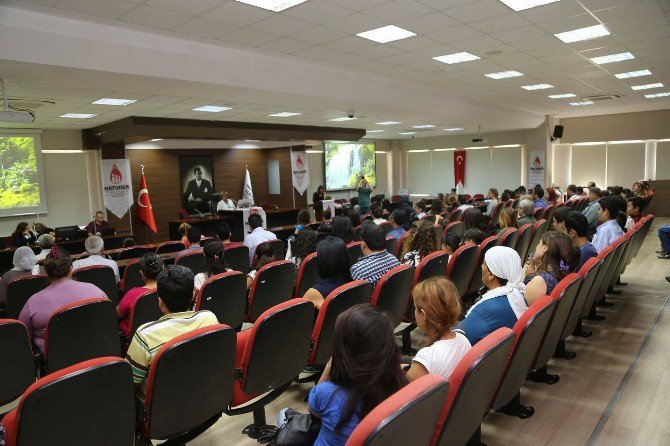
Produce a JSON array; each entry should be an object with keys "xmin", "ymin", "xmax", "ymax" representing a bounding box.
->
[
  {"xmin": 9, "ymin": 98, "xmax": 56, "ymax": 109},
  {"xmin": 581, "ymin": 94, "xmax": 623, "ymax": 102}
]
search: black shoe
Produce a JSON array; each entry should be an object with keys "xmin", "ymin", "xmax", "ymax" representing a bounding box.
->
[
  {"xmin": 618, "ymin": 281, "xmax": 628, "ymax": 286},
  {"xmin": 610, "ymin": 289, "xmax": 622, "ymax": 295},
  {"xmin": 666, "ymin": 276, "xmax": 670, "ymax": 284},
  {"xmin": 659, "ymin": 253, "xmax": 670, "ymax": 259}
]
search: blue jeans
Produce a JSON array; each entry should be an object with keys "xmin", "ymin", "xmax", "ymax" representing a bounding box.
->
[{"xmin": 660, "ymin": 225, "xmax": 670, "ymax": 253}]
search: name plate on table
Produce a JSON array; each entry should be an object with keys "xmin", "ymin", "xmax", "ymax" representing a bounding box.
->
[
  {"xmin": 241, "ymin": 207, "xmax": 267, "ymax": 241},
  {"xmin": 322, "ymin": 199, "xmax": 336, "ymax": 217}
]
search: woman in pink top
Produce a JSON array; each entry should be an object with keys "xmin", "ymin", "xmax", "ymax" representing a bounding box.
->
[{"xmin": 116, "ymin": 253, "xmax": 164, "ymax": 338}]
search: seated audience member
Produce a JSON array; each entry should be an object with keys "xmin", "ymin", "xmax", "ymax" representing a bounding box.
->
[
  {"xmin": 243, "ymin": 214, "xmax": 277, "ymax": 264},
  {"xmin": 302, "ymin": 304, "xmax": 407, "ymax": 445},
  {"xmin": 246, "ymin": 242, "xmax": 276, "ymax": 289},
  {"xmin": 123, "ymin": 238, "xmax": 136, "ymax": 249},
  {"xmin": 178, "ymin": 223, "xmax": 192, "ymax": 248},
  {"xmin": 592, "ymin": 195, "xmax": 625, "ymax": 254},
  {"xmin": 442, "ymin": 233, "xmax": 461, "ymax": 256},
  {"xmin": 562, "ymin": 211, "xmax": 597, "ymax": 271},
  {"xmin": 72, "ymin": 236, "xmax": 120, "ymax": 283},
  {"xmin": 33, "ymin": 222, "xmax": 48, "ymax": 237},
  {"xmin": 546, "ymin": 187, "xmax": 560, "ymax": 205},
  {"xmin": 346, "ymin": 208, "xmax": 362, "ymax": 228},
  {"xmin": 0, "ymin": 247, "xmax": 41, "ymax": 307},
  {"xmin": 456, "ymin": 195, "xmax": 473, "ymax": 212},
  {"xmin": 632, "ymin": 181, "xmax": 649, "ymax": 197},
  {"xmin": 194, "ymin": 241, "xmax": 231, "ymax": 292},
  {"xmin": 302, "ymin": 236, "xmax": 352, "ymax": 310},
  {"xmin": 517, "ymin": 199, "xmax": 537, "ymax": 227},
  {"xmin": 407, "ymin": 277, "xmax": 471, "ymax": 381},
  {"xmin": 216, "ymin": 191, "xmax": 235, "ymax": 211},
  {"xmin": 462, "ymin": 229, "xmax": 485, "ymax": 246},
  {"xmin": 456, "ymin": 246, "xmax": 527, "ymax": 345},
  {"xmin": 551, "ymin": 205, "xmax": 571, "ymax": 232},
  {"xmin": 11, "ymin": 222, "xmax": 37, "ymax": 247},
  {"xmin": 524, "ymin": 231, "xmax": 578, "ymax": 306},
  {"xmin": 85, "ymin": 211, "xmax": 110, "ymax": 236},
  {"xmin": 577, "ymin": 186, "xmax": 586, "ymax": 197},
  {"xmin": 484, "ymin": 188, "xmax": 499, "ymax": 216},
  {"xmin": 500, "ymin": 191, "xmax": 510, "ymax": 203},
  {"xmin": 317, "ymin": 208, "xmax": 333, "ymax": 233},
  {"xmin": 626, "ymin": 196, "xmax": 644, "ymax": 230},
  {"xmin": 582, "ymin": 187, "xmax": 602, "ymax": 233},
  {"xmin": 295, "ymin": 209, "xmax": 311, "ymax": 234},
  {"xmin": 126, "ymin": 265, "xmax": 219, "ymax": 404},
  {"xmin": 414, "ymin": 201, "xmax": 427, "ymax": 220},
  {"xmin": 185, "ymin": 226, "xmax": 203, "ymax": 250},
  {"xmin": 513, "ymin": 188, "xmax": 523, "ymax": 200},
  {"xmin": 350, "ymin": 222, "xmax": 400, "ymax": 285},
  {"xmin": 371, "ymin": 203, "xmax": 386, "ymax": 225},
  {"xmin": 586, "ymin": 181, "xmax": 596, "ymax": 189},
  {"xmin": 429, "ymin": 199, "xmax": 445, "ymax": 226},
  {"xmin": 402, "ymin": 220, "xmax": 440, "ymax": 267},
  {"xmin": 462, "ymin": 208, "xmax": 487, "ymax": 233},
  {"xmin": 19, "ymin": 247, "xmax": 108, "ymax": 352},
  {"xmin": 117, "ymin": 253, "xmax": 164, "ymax": 337},
  {"xmin": 215, "ymin": 222, "xmax": 233, "ymax": 244},
  {"xmin": 567, "ymin": 184, "xmax": 579, "ymax": 201},
  {"xmin": 436, "ymin": 193, "xmax": 444, "ymax": 202},
  {"xmin": 286, "ymin": 229, "xmax": 318, "ymax": 268},
  {"xmin": 331, "ymin": 216, "xmax": 355, "ymax": 244},
  {"xmin": 518, "ymin": 186, "xmax": 527, "ymax": 195},
  {"xmin": 658, "ymin": 222, "xmax": 670, "ymax": 259},
  {"xmin": 497, "ymin": 208, "xmax": 517, "ymax": 235},
  {"xmin": 615, "ymin": 196, "xmax": 629, "ymax": 232},
  {"xmin": 532, "ymin": 185, "xmax": 548, "ymax": 209},
  {"xmin": 386, "ymin": 209, "xmax": 406, "ymax": 239},
  {"xmin": 35, "ymin": 234, "xmax": 55, "ymax": 261},
  {"xmin": 445, "ymin": 194, "xmax": 458, "ymax": 208}
]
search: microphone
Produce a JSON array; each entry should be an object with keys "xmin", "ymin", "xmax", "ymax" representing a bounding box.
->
[{"xmin": 195, "ymin": 208, "xmax": 204, "ymax": 218}]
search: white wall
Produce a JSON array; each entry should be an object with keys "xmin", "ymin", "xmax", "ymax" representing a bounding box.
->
[{"xmin": 657, "ymin": 141, "xmax": 670, "ymax": 180}]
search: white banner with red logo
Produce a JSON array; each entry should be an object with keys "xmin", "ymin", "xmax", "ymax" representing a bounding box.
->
[
  {"xmin": 100, "ymin": 159, "xmax": 133, "ymax": 218},
  {"xmin": 290, "ymin": 150, "xmax": 310, "ymax": 195},
  {"xmin": 528, "ymin": 150, "xmax": 545, "ymax": 189}
]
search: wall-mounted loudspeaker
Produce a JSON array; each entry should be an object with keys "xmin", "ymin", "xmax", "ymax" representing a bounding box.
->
[{"xmin": 552, "ymin": 125, "xmax": 564, "ymax": 140}]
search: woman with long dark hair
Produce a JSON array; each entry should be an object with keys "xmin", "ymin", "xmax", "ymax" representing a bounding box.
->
[
  {"xmin": 194, "ymin": 241, "xmax": 230, "ymax": 291},
  {"xmin": 287, "ymin": 229, "xmax": 318, "ymax": 268},
  {"xmin": 401, "ymin": 220, "xmax": 440, "ymax": 267},
  {"xmin": 347, "ymin": 208, "xmax": 362, "ymax": 228},
  {"xmin": 462, "ymin": 208, "xmax": 487, "ymax": 234},
  {"xmin": 302, "ymin": 236, "xmax": 352, "ymax": 309},
  {"xmin": 332, "ymin": 216, "xmax": 355, "ymax": 244},
  {"xmin": 246, "ymin": 242, "xmax": 276, "ymax": 289},
  {"xmin": 11, "ymin": 222, "xmax": 37, "ymax": 247}
]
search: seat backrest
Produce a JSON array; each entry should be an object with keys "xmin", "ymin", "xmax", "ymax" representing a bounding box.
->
[
  {"xmin": 155, "ymin": 241, "xmax": 185, "ymax": 254},
  {"xmin": 259, "ymin": 239, "xmax": 285, "ymax": 262},
  {"xmin": 0, "ymin": 320, "xmax": 35, "ymax": 407},
  {"xmin": 379, "ymin": 221, "xmax": 393, "ymax": 235},
  {"xmin": 527, "ymin": 219, "xmax": 547, "ymax": 257},
  {"xmin": 443, "ymin": 221, "xmax": 464, "ymax": 238},
  {"xmin": 467, "ymin": 236, "xmax": 498, "ymax": 294},
  {"xmin": 445, "ymin": 244, "xmax": 479, "ymax": 297},
  {"xmin": 493, "ymin": 296, "xmax": 555, "ymax": 409},
  {"xmin": 195, "ymin": 272, "xmax": 247, "ymax": 328},
  {"xmin": 309, "ymin": 281, "xmax": 373, "ymax": 365},
  {"xmin": 385, "ymin": 237, "xmax": 398, "ymax": 257},
  {"xmin": 117, "ymin": 246, "xmax": 152, "ymax": 261},
  {"xmin": 371, "ymin": 265, "xmax": 415, "ymax": 327},
  {"xmin": 514, "ymin": 223, "xmax": 534, "ymax": 262},
  {"xmin": 434, "ymin": 328, "xmax": 516, "ymax": 446},
  {"xmin": 144, "ymin": 324, "xmax": 236, "ymax": 439},
  {"xmin": 448, "ymin": 209, "xmax": 462, "ymax": 222},
  {"xmin": 532, "ymin": 273, "xmax": 583, "ymax": 370},
  {"xmin": 45, "ymin": 298, "xmax": 121, "ymax": 373},
  {"xmin": 346, "ymin": 375, "xmax": 449, "ymax": 446},
  {"xmin": 347, "ymin": 242, "xmax": 364, "ymax": 266},
  {"xmin": 593, "ymin": 237, "xmax": 627, "ymax": 302},
  {"xmin": 6, "ymin": 275, "xmax": 49, "ymax": 319},
  {"xmin": 222, "ymin": 243, "xmax": 250, "ymax": 274},
  {"xmin": 129, "ymin": 291, "xmax": 162, "ymax": 339},
  {"xmin": 532, "ymin": 207, "xmax": 543, "ymax": 220},
  {"xmin": 174, "ymin": 249, "xmax": 205, "ymax": 275},
  {"xmin": 543, "ymin": 205, "xmax": 555, "ymax": 228},
  {"xmin": 394, "ymin": 232, "xmax": 409, "ymax": 259},
  {"xmin": 498, "ymin": 228, "xmax": 519, "ymax": 249},
  {"xmin": 564, "ymin": 258, "xmax": 602, "ymax": 337},
  {"xmin": 72, "ymin": 265, "xmax": 119, "ymax": 305},
  {"xmin": 294, "ymin": 252, "xmax": 320, "ymax": 298},
  {"xmin": 489, "ymin": 202, "xmax": 504, "ymax": 224},
  {"xmin": 239, "ymin": 299, "xmax": 313, "ymax": 394},
  {"xmin": 247, "ymin": 260, "xmax": 296, "ymax": 322},
  {"xmin": 3, "ymin": 358, "xmax": 134, "ymax": 446},
  {"xmin": 121, "ymin": 259, "xmax": 143, "ymax": 293},
  {"xmin": 414, "ymin": 251, "xmax": 449, "ymax": 285}
]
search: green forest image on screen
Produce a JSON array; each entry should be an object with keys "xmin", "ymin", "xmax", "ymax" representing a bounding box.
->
[
  {"xmin": 325, "ymin": 141, "xmax": 376, "ymax": 190},
  {"xmin": 0, "ymin": 136, "xmax": 40, "ymax": 209}
]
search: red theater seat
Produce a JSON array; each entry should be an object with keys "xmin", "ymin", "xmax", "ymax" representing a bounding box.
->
[
  {"xmin": 195, "ymin": 271, "xmax": 247, "ymax": 329},
  {"xmin": 294, "ymin": 252, "xmax": 319, "ymax": 298},
  {"xmin": 0, "ymin": 320, "xmax": 35, "ymax": 407},
  {"xmin": 155, "ymin": 241, "xmax": 185, "ymax": 254},
  {"xmin": 5, "ymin": 275, "xmax": 49, "ymax": 319},
  {"xmin": 445, "ymin": 244, "xmax": 478, "ymax": 298},
  {"xmin": 443, "ymin": 221, "xmax": 464, "ymax": 238},
  {"xmin": 117, "ymin": 246, "xmax": 152, "ymax": 261},
  {"xmin": 514, "ymin": 223, "xmax": 534, "ymax": 263},
  {"xmin": 174, "ymin": 249, "xmax": 205, "ymax": 275},
  {"xmin": 395, "ymin": 232, "xmax": 409, "ymax": 259},
  {"xmin": 527, "ymin": 219, "xmax": 548, "ymax": 258},
  {"xmin": 120, "ymin": 259, "xmax": 143, "ymax": 293},
  {"xmin": 371, "ymin": 265, "xmax": 415, "ymax": 328},
  {"xmin": 223, "ymin": 243, "xmax": 250, "ymax": 274},
  {"xmin": 385, "ymin": 236, "xmax": 398, "ymax": 256},
  {"xmin": 467, "ymin": 236, "xmax": 499, "ymax": 295},
  {"xmin": 498, "ymin": 228, "xmax": 519, "ymax": 249},
  {"xmin": 128, "ymin": 291, "xmax": 162, "ymax": 340},
  {"xmin": 448, "ymin": 209, "xmax": 463, "ymax": 222},
  {"xmin": 246, "ymin": 260, "xmax": 296, "ymax": 323},
  {"xmin": 347, "ymin": 241, "xmax": 364, "ymax": 266},
  {"xmin": 72, "ymin": 265, "xmax": 119, "ymax": 305},
  {"xmin": 379, "ymin": 221, "xmax": 393, "ymax": 235}
]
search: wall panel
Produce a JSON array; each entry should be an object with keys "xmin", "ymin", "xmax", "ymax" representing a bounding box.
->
[
  {"xmin": 607, "ymin": 143, "xmax": 645, "ymax": 187},
  {"xmin": 657, "ymin": 142, "xmax": 670, "ymax": 180},
  {"xmin": 571, "ymin": 144, "xmax": 606, "ymax": 188}
]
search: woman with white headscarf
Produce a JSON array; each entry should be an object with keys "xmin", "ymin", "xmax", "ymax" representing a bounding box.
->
[
  {"xmin": 0, "ymin": 246, "xmax": 41, "ymax": 306},
  {"xmin": 455, "ymin": 246, "xmax": 527, "ymax": 345}
]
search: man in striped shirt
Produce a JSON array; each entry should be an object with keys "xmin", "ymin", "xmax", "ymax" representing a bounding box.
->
[
  {"xmin": 350, "ymin": 221, "xmax": 400, "ymax": 286},
  {"xmin": 126, "ymin": 265, "xmax": 218, "ymax": 403}
]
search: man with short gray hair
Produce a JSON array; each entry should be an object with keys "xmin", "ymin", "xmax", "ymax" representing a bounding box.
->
[
  {"xmin": 72, "ymin": 236, "xmax": 120, "ymax": 283},
  {"xmin": 517, "ymin": 199, "xmax": 537, "ymax": 227},
  {"xmin": 35, "ymin": 234, "xmax": 55, "ymax": 261}
]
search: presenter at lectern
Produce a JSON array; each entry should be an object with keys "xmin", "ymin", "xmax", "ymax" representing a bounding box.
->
[
  {"xmin": 184, "ymin": 167, "xmax": 212, "ymax": 213},
  {"xmin": 357, "ymin": 177, "xmax": 373, "ymax": 214},
  {"xmin": 216, "ymin": 191, "xmax": 235, "ymax": 211}
]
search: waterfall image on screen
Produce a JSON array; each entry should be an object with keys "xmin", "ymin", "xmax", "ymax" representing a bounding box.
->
[
  {"xmin": 324, "ymin": 141, "xmax": 376, "ymax": 191},
  {"xmin": 0, "ymin": 136, "xmax": 42, "ymax": 210}
]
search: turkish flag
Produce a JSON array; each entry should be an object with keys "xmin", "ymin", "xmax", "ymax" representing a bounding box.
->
[
  {"xmin": 136, "ymin": 172, "xmax": 158, "ymax": 233},
  {"xmin": 454, "ymin": 150, "xmax": 466, "ymax": 192}
]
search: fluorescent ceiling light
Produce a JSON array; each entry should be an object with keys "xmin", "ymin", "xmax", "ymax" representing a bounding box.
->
[
  {"xmin": 463, "ymin": 146, "xmax": 489, "ymax": 150},
  {"xmin": 521, "ymin": 84, "xmax": 554, "ymax": 90},
  {"xmin": 60, "ymin": 113, "xmax": 96, "ymax": 118},
  {"xmin": 554, "ymin": 24, "xmax": 610, "ymax": 43},
  {"xmin": 268, "ymin": 111, "xmax": 302, "ymax": 117},
  {"xmin": 400, "ymin": 132, "xmax": 417, "ymax": 135},
  {"xmin": 493, "ymin": 144, "xmax": 521, "ymax": 148},
  {"xmin": 573, "ymin": 141, "xmax": 604, "ymax": 146},
  {"xmin": 41, "ymin": 149, "xmax": 84, "ymax": 153},
  {"xmin": 433, "ymin": 52, "xmax": 480, "ymax": 64},
  {"xmin": 498, "ymin": 0, "xmax": 559, "ymax": 11},
  {"xmin": 412, "ymin": 125, "xmax": 435, "ymax": 129},
  {"xmin": 235, "ymin": 0, "xmax": 308, "ymax": 12},
  {"xmin": 357, "ymin": 25, "xmax": 416, "ymax": 43},
  {"xmin": 245, "ymin": 139, "xmax": 261, "ymax": 142},
  {"xmin": 150, "ymin": 139, "xmax": 162, "ymax": 142},
  {"xmin": 92, "ymin": 98, "xmax": 136, "ymax": 106},
  {"xmin": 407, "ymin": 149, "xmax": 428, "ymax": 152},
  {"xmin": 590, "ymin": 52, "xmax": 634, "ymax": 65},
  {"xmin": 569, "ymin": 101, "xmax": 594, "ymax": 106},
  {"xmin": 615, "ymin": 69, "xmax": 651, "ymax": 79},
  {"xmin": 192, "ymin": 105, "xmax": 231, "ymax": 112},
  {"xmin": 485, "ymin": 70, "xmax": 524, "ymax": 79},
  {"xmin": 328, "ymin": 116, "xmax": 357, "ymax": 122},
  {"xmin": 305, "ymin": 150, "xmax": 324, "ymax": 153},
  {"xmin": 645, "ymin": 92, "xmax": 670, "ymax": 99},
  {"xmin": 433, "ymin": 148, "xmax": 456, "ymax": 152},
  {"xmin": 444, "ymin": 127, "xmax": 464, "ymax": 131},
  {"xmin": 608, "ymin": 140, "xmax": 645, "ymax": 144},
  {"xmin": 375, "ymin": 151, "xmax": 387, "ymax": 153},
  {"xmin": 366, "ymin": 130, "xmax": 385, "ymax": 133},
  {"xmin": 375, "ymin": 121, "xmax": 401, "ymax": 125},
  {"xmin": 548, "ymin": 93, "xmax": 577, "ymax": 99},
  {"xmin": 631, "ymin": 83, "xmax": 663, "ymax": 90}
]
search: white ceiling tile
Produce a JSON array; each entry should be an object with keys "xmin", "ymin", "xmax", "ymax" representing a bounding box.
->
[
  {"xmin": 173, "ymin": 17, "xmax": 239, "ymax": 39},
  {"xmin": 492, "ymin": 25, "xmax": 549, "ymax": 43},
  {"xmin": 397, "ymin": 12, "xmax": 460, "ymax": 34},
  {"xmin": 450, "ymin": 35, "xmax": 504, "ymax": 51},
  {"xmin": 606, "ymin": 15, "xmax": 669, "ymax": 34},
  {"xmin": 593, "ymin": 1, "xmax": 664, "ymax": 22},
  {"xmin": 54, "ymin": 0, "xmax": 138, "ymax": 19},
  {"xmin": 222, "ymin": 28, "xmax": 278, "ymax": 46},
  {"xmin": 261, "ymin": 37, "xmax": 313, "ymax": 53},
  {"xmin": 289, "ymin": 25, "xmax": 349, "ymax": 44},
  {"xmin": 324, "ymin": 0, "xmax": 392, "ymax": 12},
  {"xmin": 206, "ymin": 1, "xmax": 273, "ymax": 26},
  {"xmin": 363, "ymin": 0, "xmax": 434, "ymax": 23},
  {"xmin": 414, "ymin": 0, "xmax": 471, "ymax": 9},
  {"xmin": 470, "ymin": 13, "xmax": 532, "ymax": 34},
  {"xmin": 387, "ymin": 35, "xmax": 442, "ymax": 51},
  {"xmin": 518, "ymin": 0, "xmax": 587, "ymax": 23},
  {"xmin": 323, "ymin": 36, "xmax": 378, "ymax": 52},
  {"xmin": 118, "ymin": 5, "xmax": 192, "ymax": 30},
  {"xmin": 537, "ymin": 13, "xmax": 598, "ymax": 35},
  {"xmin": 426, "ymin": 25, "xmax": 482, "ymax": 43},
  {"xmin": 322, "ymin": 12, "xmax": 387, "ymax": 34},
  {"xmin": 247, "ymin": 14, "xmax": 315, "ymax": 36},
  {"xmin": 511, "ymin": 35, "xmax": 562, "ymax": 51},
  {"xmin": 144, "ymin": 0, "xmax": 222, "ymax": 16},
  {"xmin": 19, "ymin": 0, "xmax": 59, "ymax": 6},
  {"xmin": 282, "ymin": 0, "xmax": 354, "ymax": 24},
  {"xmin": 617, "ymin": 26, "xmax": 670, "ymax": 43},
  {"xmin": 353, "ymin": 44, "xmax": 404, "ymax": 59},
  {"xmin": 444, "ymin": 0, "xmax": 512, "ymax": 23}
]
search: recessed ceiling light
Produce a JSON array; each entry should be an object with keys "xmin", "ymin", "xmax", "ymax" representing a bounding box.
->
[
  {"xmin": 192, "ymin": 105, "xmax": 232, "ymax": 112},
  {"xmin": 150, "ymin": 139, "xmax": 162, "ymax": 142},
  {"xmin": 432, "ymin": 52, "xmax": 480, "ymax": 64},
  {"xmin": 357, "ymin": 25, "xmax": 416, "ymax": 44},
  {"xmin": 60, "ymin": 113, "xmax": 96, "ymax": 119},
  {"xmin": 412, "ymin": 125, "xmax": 435, "ymax": 129},
  {"xmin": 92, "ymin": 98, "xmax": 137, "ymax": 106},
  {"xmin": 521, "ymin": 84, "xmax": 554, "ymax": 90},
  {"xmin": 615, "ymin": 69, "xmax": 652, "ymax": 79},
  {"xmin": 498, "ymin": 0, "xmax": 559, "ymax": 11},
  {"xmin": 485, "ymin": 70, "xmax": 524, "ymax": 79},
  {"xmin": 407, "ymin": 149, "xmax": 429, "ymax": 152},
  {"xmin": 644, "ymin": 92, "xmax": 670, "ymax": 99},
  {"xmin": 245, "ymin": 139, "xmax": 261, "ymax": 142},
  {"xmin": 366, "ymin": 130, "xmax": 385, "ymax": 133},
  {"xmin": 399, "ymin": 132, "xmax": 417, "ymax": 135},
  {"xmin": 375, "ymin": 121, "xmax": 401, "ymax": 125},
  {"xmin": 569, "ymin": 100, "xmax": 594, "ymax": 106},
  {"xmin": 235, "ymin": 0, "xmax": 308, "ymax": 12},
  {"xmin": 493, "ymin": 144, "xmax": 522, "ymax": 148},
  {"xmin": 444, "ymin": 128, "xmax": 464, "ymax": 131},
  {"xmin": 548, "ymin": 93, "xmax": 577, "ymax": 99},
  {"xmin": 590, "ymin": 52, "xmax": 634, "ymax": 65},
  {"xmin": 268, "ymin": 112, "xmax": 302, "ymax": 117},
  {"xmin": 328, "ymin": 116, "xmax": 358, "ymax": 122},
  {"xmin": 631, "ymin": 83, "xmax": 663, "ymax": 91},
  {"xmin": 554, "ymin": 24, "xmax": 610, "ymax": 44}
]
